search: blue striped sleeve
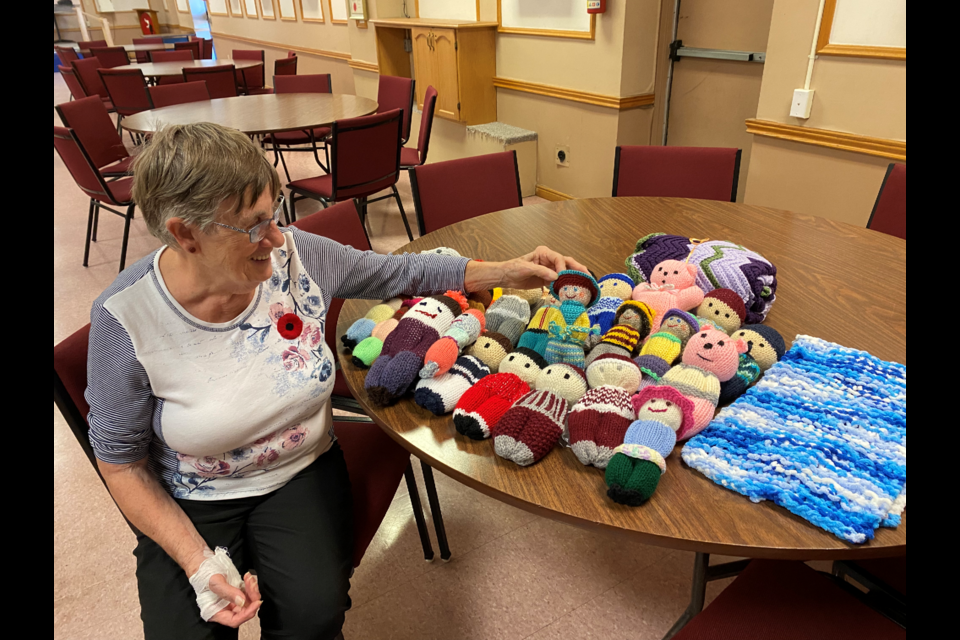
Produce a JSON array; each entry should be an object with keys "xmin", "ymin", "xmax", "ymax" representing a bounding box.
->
[
  {"xmin": 289, "ymin": 227, "xmax": 469, "ymax": 302},
  {"xmin": 85, "ymin": 304, "xmax": 156, "ymax": 464}
]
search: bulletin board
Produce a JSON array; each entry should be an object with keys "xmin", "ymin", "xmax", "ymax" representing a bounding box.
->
[
  {"xmin": 497, "ymin": 0, "xmax": 595, "ymax": 40},
  {"xmin": 817, "ymin": 0, "xmax": 906, "ymax": 60},
  {"xmin": 209, "ymin": 0, "xmax": 229, "ymax": 17},
  {"xmin": 418, "ymin": 0, "xmax": 477, "ymax": 22}
]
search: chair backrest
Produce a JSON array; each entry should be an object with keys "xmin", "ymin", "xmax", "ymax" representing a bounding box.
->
[
  {"xmin": 88, "ymin": 46, "xmax": 129, "ymax": 69},
  {"xmin": 232, "ymin": 49, "xmax": 265, "ymax": 90},
  {"xmin": 183, "ymin": 65, "xmax": 237, "ymax": 99},
  {"xmin": 191, "ymin": 36, "xmax": 214, "ymax": 59},
  {"xmin": 147, "ymin": 80, "xmax": 211, "ymax": 108},
  {"xmin": 377, "ymin": 75, "xmax": 416, "ymax": 144},
  {"xmin": 55, "ymin": 46, "xmax": 81, "ymax": 65},
  {"xmin": 867, "ymin": 163, "xmax": 906, "ymax": 240},
  {"xmin": 71, "ymin": 57, "xmax": 110, "ymax": 100},
  {"xmin": 98, "ymin": 68, "xmax": 152, "ymax": 116},
  {"xmin": 132, "ymin": 37, "xmax": 154, "ymax": 45},
  {"xmin": 77, "ymin": 39, "xmax": 108, "ymax": 50},
  {"xmin": 175, "ymin": 40, "xmax": 202, "ymax": 60},
  {"xmin": 329, "ymin": 109, "xmax": 403, "ymax": 201},
  {"xmin": 53, "ymin": 324, "xmax": 95, "ymax": 466},
  {"xmin": 59, "ymin": 65, "xmax": 88, "ymax": 99},
  {"xmin": 56, "ymin": 96, "xmax": 129, "ymax": 169},
  {"xmin": 274, "ymin": 73, "xmax": 332, "ymax": 94},
  {"xmin": 410, "ymin": 151, "xmax": 523, "ymax": 234},
  {"xmin": 290, "ymin": 200, "xmax": 372, "ymax": 355},
  {"xmin": 275, "ymin": 54, "xmax": 298, "ymax": 77},
  {"xmin": 53, "ymin": 126, "xmax": 114, "ymax": 202},
  {"xmin": 150, "ymin": 49, "xmax": 194, "ymax": 63},
  {"xmin": 613, "ymin": 145, "xmax": 742, "ymax": 202},
  {"xmin": 415, "ymin": 85, "xmax": 438, "ymax": 164}
]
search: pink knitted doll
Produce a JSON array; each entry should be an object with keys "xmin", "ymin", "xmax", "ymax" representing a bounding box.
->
[{"xmin": 632, "ymin": 260, "xmax": 705, "ymax": 333}]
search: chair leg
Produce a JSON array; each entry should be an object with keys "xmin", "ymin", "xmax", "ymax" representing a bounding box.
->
[
  {"xmin": 92, "ymin": 205, "xmax": 100, "ymax": 242},
  {"xmin": 116, "ymin": 114, "xmax": 123, "ymax": 135},
  {"xmin": 273, "ymin": 141, "xmax": 291, "ymax": 182},
  {"xmin": 119, "ymin": 205, "xmax": 133, "ymax": 273},
  {"xmin": 404, "ymin": 462, "xmax": 435, "ymax": 563},
  {"xmin": 83, "ymin": 199, "xmax": 95, "ymax": 268},
  {"xmin": 420, "ymin": 461, "xmax": 451, "ymax": 561},
  {"xmin": 393, "ymin": 185, "xmax": 414, "ymax": 242}
]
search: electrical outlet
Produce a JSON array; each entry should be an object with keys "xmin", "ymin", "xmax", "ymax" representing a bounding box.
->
[
  {"xmin": 556, "ymin": 145, "xmax": 570, "ymax": 167},
  {"xmin": 790, "ymin": 89, "xmax": 814, "ymax": 119}
]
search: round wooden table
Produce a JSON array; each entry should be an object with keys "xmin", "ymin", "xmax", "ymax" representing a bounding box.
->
[
  {"xmin": 113, "ymin": 58, "xmax": 262, "ymax": 78},
  {"xmin": 120, "ymin": 93, "xmax": 379, "ymax": 136}
]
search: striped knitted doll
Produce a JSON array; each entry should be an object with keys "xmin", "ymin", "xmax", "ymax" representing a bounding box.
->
[
  {"xmin": 414, "ymin": 355, "xmax": 491, "ymax": 416},
  {"xmin": 631, "ymin": 260, "xmax": 705, "ymax": 333},
  {"xmin": 543, "ymin": 270, "xmax": 601, "ymax": 367},
  {"xmin": 453, "ymin": 347, "xmax": 548, "ymax": 440},
  {"xmin": 365, "ymin": 292, "xmax": 469, "ymax": 406},
  {"xmin": 493, "ymin": 363, "xmax": 588, "ymax": 466},
  {"xmin": 568, "ymin": 354, "xmax": 642, "ymax": 469},
  {"xmin": 587, "ymin": 273, "xmax": 635, "ymax": 340},
  {"xmin": 584, "ymin": 301, "xmax": 655, "ymax": 367},
  {"xmin": 340, "ymin": 297, "xmax": 405, "ymax": 353},
  {"xmin": 660, "ymin": 328, "xmax": 746, "ymax": 439},
  {"xmin": 718, "ymin": 325, "xmax": 785, "ymax": 403},
  {"xmin": 419, "ymin": 309, "xmax": 486, "ymax": 379},
  {"xmin": 605, "ymin": 385, "xmax": 695, "ymax": 506}
]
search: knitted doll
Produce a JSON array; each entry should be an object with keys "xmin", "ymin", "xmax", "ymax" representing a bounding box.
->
[
  {"xmin": 494, "ymin": 363, "xmax": 588, "ymax": 466},
  {"xmin": 634, "ymin": 354, "xmax": 672, "ymax": 392},
  {"xmin": 543, "ymin": 270, "xmax": 601, "ymax": 367},
  {"xmin": 632, "ymin": 260, "xmax": 705, "ymax": 332},
  {"xmin": 352, "ymin": 304, "xmax": 413, "ymax": 368},
  {"xmin": 660, "ymin": 328, "xmax": 746, "ymax": 439},
  {"xmin": 588, "ymin": 273, "xmax": 636, "ymax": 337},
  {"xmin": 484, "ymin": 295, "xmax": 532, "ymax": 346},
  {"xmin": 695, "ymin": 288, "xmax": 747, "ymax": 335},
  {"xmin": 453, "ymin": 347, "xmax": 548, "ymax": 440},
  {"xmin": 340, "ymin": 297, "xmax": 405, "ymax": 352},
  {"xmin": 568, "ymin": 354, "xmax": 642, "ymax": 468},
  {"xmin": 584, "ymin": 301, "xmax": 655, "ymax": 367},
  {"xmin": 605, "ymin": 386, "xmax": 695, "ymax": 506},
  {"xmin": 466, "ymin": 331, "xmax": 514, "ymax": 373},
  {"xmin": 467, "ymin": 289, "xmax": 494, "ymax": 313},
  {"xmin": 414, "ymin": 355, "xmax": 491, "ymax": 416},
  {"xmin": 638, "ymin": 309, "xmax": 700, "ymax": 367},
  {"xmin": 365, "ymin": 292, "xmax": 468, "ymax": 406},
  {"xmin": 420, "ymin": 247, "xmax": 463, "ymax": 257},
  {"xmin": 718, "ymin": 325, "xmax": 786, "ymax": 403},
  {"xmin": 419, "ymin": 309, "xmax": 486, "ymax": 379},
  {"xmin": 517, "ymin": 304, "xmax": 566, "ymax": 357}
]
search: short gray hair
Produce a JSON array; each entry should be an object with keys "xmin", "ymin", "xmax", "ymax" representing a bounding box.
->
[{"xmin": 132, "ymin": 123, "xmax": 281, "ymax": 246}]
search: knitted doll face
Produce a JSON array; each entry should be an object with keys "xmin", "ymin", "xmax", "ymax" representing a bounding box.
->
[
  {"xmin": 599, "ymin": 279, "xmax": 633, "ymax": 301},
  {"xmin": 734, "ymin": 328, "xmax": 780, "ymax": 371},
  {"xmin": 557, "ymin": 284, "xmax": 592, "ymax": 306},
  {"xmin": 682, "ymin": 329, "xmax": 748, "ymax": 381},
  {"xmin": 410, "ymin": 297, "xmax": 458, "ymax": 332},
  {"xmin": 661, "ymin": 315, "xmax": 696, "ymax": 342},
  {"xmin": 467, "ymin": 333, "xmax": 512, "ymax": 372},
  {"xmin": 586, "ymin": 359, "xmax": 640, "ymax": 393},
  {"xmin": 616, "ymin": 308, "xmax": 644, "ymax": 331},
  {"xmin": 500, "ymin": 350, "xmax": 545, "ymax": 385},
  {"xmin": 697, "ymin": 298, "xmax": 742, "ymax": 334},
  {"xmin": 635, "ymin": 398, "xmax": 684, "ymax": 432},
  {"xmin": 536, "ymin": 364, "xmax": 588, "ymax": 404},
  {"xmin": 651, "ymin": 260, "xmax": 697, "ymax": 288}
]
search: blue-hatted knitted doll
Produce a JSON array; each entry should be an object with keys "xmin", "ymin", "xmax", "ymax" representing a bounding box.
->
[{"xmin": 541, "ymin": 270, "xmax": 601, "ymax": 367}]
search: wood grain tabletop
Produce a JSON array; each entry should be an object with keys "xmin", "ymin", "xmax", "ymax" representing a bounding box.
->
[
  {"xmin": 113, "ymin": 58, "xmax": 262, "ymax": 78},
  {"xmin": 335, "ymin": 197, "xmax": 907, "ymax": 560},
  {"xmin": 120, "ymin": 93, "xmax": 379, "ymax": 135}
]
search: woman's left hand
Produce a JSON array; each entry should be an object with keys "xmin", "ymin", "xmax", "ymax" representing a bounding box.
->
[{"xmin": 464, "ymin": 246, "xmax": 591, "ymax": 293}]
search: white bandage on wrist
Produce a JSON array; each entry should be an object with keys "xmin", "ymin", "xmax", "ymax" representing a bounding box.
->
[{"xmin": 187, "ymin": 547, "xmax": 244, "ymax": 622}]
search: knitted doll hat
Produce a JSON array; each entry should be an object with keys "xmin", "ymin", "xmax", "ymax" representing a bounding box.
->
[
  {"xmin": 660, "ymin": 308, "xmax": 700, "ymax": 333},
  {"xmin": 599, "ymin": 273, "xmax": 634, "ymax": 288},
  {"xmin": 442, "ymin": 290, "xmax": 470, "ymax": 314},
  {"xmin": 634, "ymin": 354, "xmax": 671, "ymax": 381},
  {"xmin": 615, "ymin": 301, "xmax": 656, "ymax": 334},
  {"xmin": 741, "ymin": 324, "xmax": 786, "ymax": 360},
  {"xmin": 550, "ymin": 270, "xmax": 600, "ymax": 307},
  {"xmin": 631, "ymin": 385, "xmax": 695, "ymax": 437}
]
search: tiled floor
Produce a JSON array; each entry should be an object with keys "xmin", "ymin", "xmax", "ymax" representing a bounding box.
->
[{"xmin": 53, "ymin": 73, "xmax": 743, "ymax": 640}]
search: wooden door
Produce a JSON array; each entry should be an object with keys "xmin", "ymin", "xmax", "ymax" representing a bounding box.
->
[
  {"xmin": 411, "ymin": 28, "xmax": 437, "ymax": 111},
  {"xmin": 431, "ymin": 28, "xmax": 460, "ymax": 122}
]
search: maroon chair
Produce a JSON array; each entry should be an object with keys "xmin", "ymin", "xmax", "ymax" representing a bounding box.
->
[
  {"xmin": 53, "ymin": 126, "xmax": 136, "ymax": 272},
  {"xmin": 150, "ymin": 49, "xmax": 194, "ymax": 86},
  {"xmin": 410, "ymin": 150, "xmax": 522, "ymax": 236},
  {"xmin": 833, "ymin": 555, "xmax": 906, "ymax": 625},
  {"xmin": 377, "ymin": 75, "xmax": 416, "ymax": 145},
  {"xmin": 613, "ymin": 145, "xmax": 742, "ymax": 202},
  {"xmin": 232, "ymin": 49, "xmax": 267, "ymax": 94},
  {"xmin": 71, "ymin": 58, "xmax": 114, "ymax": 111},
  {"xmin": 147, "ymin": 80, "xmax": 211, "ymax": 108},
  {"xmin": 264, "ymin": 74, "xmax": 333, "ymax": 181},
  {"xmin": 54, "ymin": 325, "xmax": 438, "ymax": 565},
  {"xmin": 867, "ymin": 163, "xmax": 906, "ymax": 240},
  {"xmin": 400, "ymin": 85, "xmax": 437, "ymax": 172},
  {"xmin": 98, "ymin": 68, "xmax": 152, "ymax": 139},
  {"xmin": 59, "ymin": 65, "xmax": 88, "ymax": 100},
  {"xmin": 131, "ymin": 37, "xmax": 155, "ymax": 63},
  {"xmin": 55, "ymin": 46, "xmax": 82, "ymax": 65},
  {"xmin": 77, "ymin": 39, "xmax": 108, "ymax": 58},
  {"xmin": 56, "ymin": 96, "xmax": 133, "ymax": 179},
  {"xmin": 174, "ymin": 40, "xmax": 202, "ymax": 60},
  {"xmin": 287, "ymin": 109, "xmax": 414, "ymax": 241},
  {"xmin": 88, "ymin": 46, "xmax": 129, "ymax": 69},
  {"xmin": 274, "ymin": 54, "xmax": 298, "ymax": 77},
  {"xmin": 190, "ymin": 36, "xmax": 214, "ymax": 59},
  {"xmin": 671, "ymin": 560, "xmax": 905, "ymax": 640},
  {"xmin": 182, "ymin": 65, "xmax": 238, "ymax": 99}
]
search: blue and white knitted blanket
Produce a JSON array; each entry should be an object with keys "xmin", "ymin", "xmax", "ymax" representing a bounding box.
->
[{"xmin": 681, "ymin": 335, "xmax": 906, "ymax": 544}]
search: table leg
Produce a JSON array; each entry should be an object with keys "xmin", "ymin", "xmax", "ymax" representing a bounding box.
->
[
  {"xmin": 403, "ymin": 462, "xmax": 435, "ymax": 562},
  {"xmin": 420, "ymin": 461, "xmax": 452, "ymax": 561},
  {"xmin": 662, "ymin": 554, "xmax": 753, "ymax": 639}
]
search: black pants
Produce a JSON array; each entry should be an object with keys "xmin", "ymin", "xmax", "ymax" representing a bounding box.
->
[{"xmin": 135, "ymin": 443, "xmax": 354, "ymax": 640}]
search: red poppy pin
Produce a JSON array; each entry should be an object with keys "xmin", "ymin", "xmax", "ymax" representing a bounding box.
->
[{"xmin": 277, "ymin": 313, "xmax": 304, "ymax": 340}]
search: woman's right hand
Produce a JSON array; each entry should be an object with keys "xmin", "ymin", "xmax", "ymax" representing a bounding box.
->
[{"xmin": 209, "ymin": 571, "xmax": 262, "ymax": 627}]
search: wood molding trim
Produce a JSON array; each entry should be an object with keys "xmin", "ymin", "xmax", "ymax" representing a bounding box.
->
[
  {"xmin": 493, "ymin": 77, "xmax": 654, "ymax": 111},
  {"xmin": 536, "ymin": 185, "xmax": 574, "ymax": 202},
  {"xmin": 348, "ymin": 59, "xmax": 379, "ymax": 73},
  {"xmin": 210, "ymin": 31, "xmax": 352, "ymax": 61},
  {"xmin": 816, "ymin": 0, "xmax": 906, "ymax": 61},
  {"xmin": 745, "ymin": 119, "xmax": 906, "ymax": 161},
  {"xmin": 496, "ymin": 0, "xmax": 595, "ymax": 40}
]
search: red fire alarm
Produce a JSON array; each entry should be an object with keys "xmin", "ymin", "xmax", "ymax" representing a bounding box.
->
[{"xmin": 587, "ymin": 0, "xmax": 607, "ymax": 14}]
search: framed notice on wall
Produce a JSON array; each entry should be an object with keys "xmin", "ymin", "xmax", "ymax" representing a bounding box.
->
[
  {"xmin": 244, "ymin": 0, "xmax": 259, "ymax": 18},
  {"xmin": 229, "ymin": 0, "xmax": 242, "ymax": 16},
  {"xmin": 328, "ymin": 0, "xmax": 347, "ymax": 24},
  {"xmin": 278, "ymin": 0, "xmax": 296, "ymax": 20},
  {"xmin": 260, "ymin": 0, "xmax": 276, "ymax": 19},
  {"xmin": 300, "ymin": 0, "xmax": 324, "ymax": 22},
  {"xmin": 817, "ymin": 0, "xmax": 906, "ymax": 60},
  {"xmin": 347, "ymin": 0, "xmax": 366, "ymax": 20},
  {"xmin": 418, "ymin": 0, "xmax": 476, "ymax": 21},
  {"xmin": 498, "ymin": 0, "xmax": 595, "ymax": 40},
  {"xmin": 209, "ymin": 0, "xmax": 229, "ymax": 17}
]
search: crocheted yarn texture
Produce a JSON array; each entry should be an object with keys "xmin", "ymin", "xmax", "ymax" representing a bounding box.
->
[{"xmin": 681, "ymin": 335, "xmax": 907, "ymax": 544}]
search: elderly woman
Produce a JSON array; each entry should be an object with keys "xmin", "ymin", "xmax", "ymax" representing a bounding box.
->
[{"xmin": 86, "ymin": 123, "xmax": 588, "ymax": 640}]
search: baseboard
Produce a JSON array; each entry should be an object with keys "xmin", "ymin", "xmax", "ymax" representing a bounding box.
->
[{"xmin": 535, "ymin": 185, "xmax": 574, "ymax": 201}]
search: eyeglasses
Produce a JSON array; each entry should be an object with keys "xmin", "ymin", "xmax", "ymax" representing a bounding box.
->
[{"xmin": 212, "ymin": 195, "xmax": 285, "ymax": 243}]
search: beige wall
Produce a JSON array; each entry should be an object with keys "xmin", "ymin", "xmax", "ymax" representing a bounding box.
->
[
  {"xmin": 744, "ymin": 0, "xmax": 906, "ymax": 225},
  {"xmin": 55, "ymin": 1, "xmax": 194, "ymax": 45}
]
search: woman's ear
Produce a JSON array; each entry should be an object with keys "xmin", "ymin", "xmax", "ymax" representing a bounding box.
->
[{"xmin": 167, "ymin": 217, "xmax": 200, "ymax": 254}]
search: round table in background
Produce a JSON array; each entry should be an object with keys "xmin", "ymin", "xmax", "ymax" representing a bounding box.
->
[
  {"xmin": 335, "ymin": 197, "xmax": 907, "ymax": 638},
  {"xmin": 120, "ymin": 93, "xmax": 379, "ymax": 136},
  {"xmin": 113, "ymin": 58, "xmax": 262, "ymax": 78}
]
